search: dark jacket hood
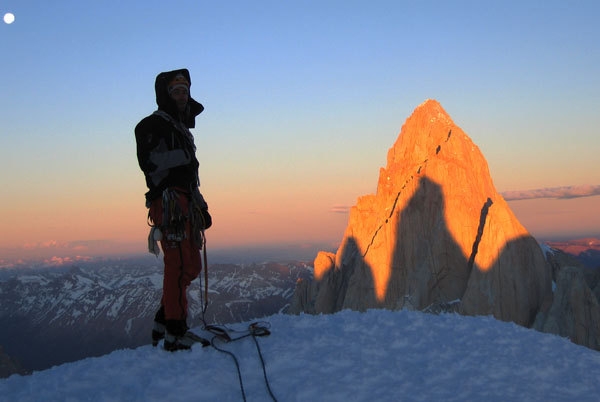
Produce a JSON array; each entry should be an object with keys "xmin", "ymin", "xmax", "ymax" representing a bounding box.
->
[{"xmin": 154, "ymin": 68, "xmax": 204, "ymax": 128}]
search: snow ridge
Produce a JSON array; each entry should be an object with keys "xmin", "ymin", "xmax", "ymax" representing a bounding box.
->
[{"xmin": 2, "ymin": 309, "xmax": 599, "ymax": 401}]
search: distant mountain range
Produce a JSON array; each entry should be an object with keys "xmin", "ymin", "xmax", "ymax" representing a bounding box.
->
[
  {"xmin": 544, "ymin": 238, "xmax": 600, "ymax": 268},
  {"xmin": 1, "ymin": 237, "xmax": 597, "ymax": 379},
  {"xmin": 0, "ymin": 257, "xmax": 312, "ymax": 377}
]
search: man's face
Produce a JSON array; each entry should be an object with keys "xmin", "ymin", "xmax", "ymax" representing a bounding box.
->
[{"xmin": 170, "ymin": 87, "xmax": 189, "ymax": 112}]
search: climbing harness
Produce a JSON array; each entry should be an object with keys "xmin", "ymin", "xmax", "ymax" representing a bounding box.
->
[
  {"xmin": 162, "ymin": 189, "xmax": 187, "ymax": 241},
  {"xmin": 146, "ymin": 187, "xmax": 208, "ymax": 256}
]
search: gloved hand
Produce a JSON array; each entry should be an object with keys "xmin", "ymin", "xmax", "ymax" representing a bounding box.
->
[
  {"xmin": 201, "ymin": 209, "xmax": 212, "ymax": 230},
  {"xmin": 191, "ymin": 187, "xmax": 212, "ymax": 230}
]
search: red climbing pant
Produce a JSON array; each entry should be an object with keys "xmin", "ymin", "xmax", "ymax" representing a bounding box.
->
[{"xmin": 149, "ymin": 189, "xmax": 201, "ymax": 321}]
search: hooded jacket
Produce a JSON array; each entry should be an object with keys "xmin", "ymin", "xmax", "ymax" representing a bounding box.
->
[{"xmin": 135, "ymin": 69, "xmax": 205, "ymax": 203}]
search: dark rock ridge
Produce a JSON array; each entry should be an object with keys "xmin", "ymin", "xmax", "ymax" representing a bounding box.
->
[
  {"xmin": 0, "ymin": 345, "xmax": 26, "ymax": 379},
  {"xmin": 534, "ymin": 246, "xmax": 600, "ymax": 350}
]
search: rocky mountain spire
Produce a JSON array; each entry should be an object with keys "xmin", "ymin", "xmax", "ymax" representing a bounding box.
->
[{"xmin": 290, "ymin": 99, "xmax": 553, "ymax": 327}]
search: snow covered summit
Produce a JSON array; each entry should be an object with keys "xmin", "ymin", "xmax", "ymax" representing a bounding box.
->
[{"xmin": 1, "ymin": 309, "xmax": 599, "ymax": 401}]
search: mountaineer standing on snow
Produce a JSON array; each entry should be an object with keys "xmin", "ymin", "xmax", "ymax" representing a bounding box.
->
[{"xmin": 135, "ymin": 68, "xmax": 212, "ymax": 351}]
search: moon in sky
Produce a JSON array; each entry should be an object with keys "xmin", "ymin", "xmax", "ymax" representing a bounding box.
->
[{"xmin": 4, "ymin": 13, "xmax": 15, "ymax": 24}]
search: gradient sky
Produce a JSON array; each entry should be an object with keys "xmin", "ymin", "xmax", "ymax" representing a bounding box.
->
[{"xmin": 1, "ymin": 1, "xmax": 599, "ymax": 262}]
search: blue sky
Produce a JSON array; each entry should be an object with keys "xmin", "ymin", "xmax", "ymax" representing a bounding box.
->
[{"xmin": 1, "ymin": 1, "xmax": 599, "ymax": 261}]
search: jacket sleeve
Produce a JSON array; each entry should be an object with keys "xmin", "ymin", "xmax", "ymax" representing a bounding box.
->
[
  {"xmin": 148, "ymin": 139, "xmax": 191, "ymax": 171},
  {"xmin": 135, "ymin": 118, "xmax": 158, "ymax": 175},
  {"xmin": 135, "ymin": 118, "xmax": 192, "ymax": 186}
]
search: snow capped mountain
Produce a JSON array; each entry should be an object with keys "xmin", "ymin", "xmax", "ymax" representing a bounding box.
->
[
  {"xmin": 0, "ymin": 256, "xmax": 312, "ymax": 375},
  {"xmin": 545, "ymin": 238, "xmax": 600, "ymax": 268}
]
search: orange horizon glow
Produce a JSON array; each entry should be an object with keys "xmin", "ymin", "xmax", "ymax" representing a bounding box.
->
[{"xmin": 1, "ymin": 189, "xmax": 598, "ymax": 265}]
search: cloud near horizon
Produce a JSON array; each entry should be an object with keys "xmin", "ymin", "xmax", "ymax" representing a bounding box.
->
[
  {"xmin": 330, "ymin": 205, "xmax": 351, "ymax": 214},
  {"xmin": 332, "ymin": 185, "xmax": 600, "ymax": 208},
  {"xmin": 20, "ymin": 240, "xmax": 115, "ymax": 251},
  {"xmin": 501, "ymin": 185, "xmax": 600, "ymax": 201}
]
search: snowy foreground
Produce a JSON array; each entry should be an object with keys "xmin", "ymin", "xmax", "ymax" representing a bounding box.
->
[{"xmin": 2, "ymin": 309, "xmax": 600, "ymax": 402}]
